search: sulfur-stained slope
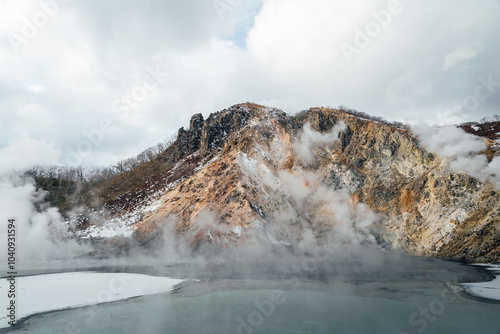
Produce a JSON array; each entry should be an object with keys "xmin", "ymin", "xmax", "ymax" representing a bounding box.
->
[{"xmin": 83, "ymin": 103, "xmax": 500, "ymax": 263}]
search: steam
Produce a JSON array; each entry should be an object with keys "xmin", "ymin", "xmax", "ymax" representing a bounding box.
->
[
  {"xmin": 277, "ymin": 168, "xmax": 378, "ymax": 249},
  {"xmin": 0, "ymin": 122, "xmax": 400, "ymax": 276},
  {"xmin": 139, "ymin": 167, "xmax": 382, "ymax": 273},
  {"xmin": 137, "ymin": 120, "xmax": 383, "ymax": 272},
  {"xmin": 293, "ymin": 122, "xmax": 346, "ymax": 164},
  {"xmin": 0, "ymin": 138, "xmax": 91, "ymax": 267},
  {"xmin": 412, "ymin": 124, "xmax": 500, "ymax": 190},
  {"xmin": 412, "ymin": 124, "xmax": 486, "ymax": 158},
  {"xmin": 159, "ymin": 212, "xmax": 228, "ymax": 261},
  {"xmin": 286, "ymin": 121, "xmax": 378, "ymax": 250}
]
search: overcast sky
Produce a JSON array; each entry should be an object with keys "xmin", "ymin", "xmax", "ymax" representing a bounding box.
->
[{"xmin": 1, "ymin": 0, "xmax": 499, "ymax": 168}]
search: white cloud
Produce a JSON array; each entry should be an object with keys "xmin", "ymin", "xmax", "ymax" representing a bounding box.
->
[
  {"xmin": 0, "ymin": 137, "xmax": 60, "ymax": 175},
  {"xmin": 1, "ymin": 0, "xmax": 500, "ymax": 167},
  {"xmin": 443, "ymin": 46, "xmax": 480, "ymax": 71},
  {"xmin": 25, "ymin": 83, "xmax": 45, "ymax": 93}
]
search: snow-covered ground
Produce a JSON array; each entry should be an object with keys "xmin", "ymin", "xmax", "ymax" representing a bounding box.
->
[
  {"xmin": 74, "ymin": 186, "xmax": 172, "ymax": 239},
  {"xmin": 0, "ymin": 272, "xmax": 186, "ymax": 328},
  {"xmin": 461, "ymin": 264, "xmax": 500, "ymax": 301},
  {"xmin": 74, "ymin": 154, "xmax": 219, "ymax": 240}
]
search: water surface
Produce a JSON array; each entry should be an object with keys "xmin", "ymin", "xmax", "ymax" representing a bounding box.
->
[{"xmin": 4, "ymin": 258, "xmax": 500, "ymax": 334}]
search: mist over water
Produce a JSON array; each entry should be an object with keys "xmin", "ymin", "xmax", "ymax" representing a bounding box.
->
[{"xmin": 4, "ymin": 253, "xmax": 499, "ymax": 334}]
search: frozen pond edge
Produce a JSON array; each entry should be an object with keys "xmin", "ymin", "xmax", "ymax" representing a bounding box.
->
[{"xmin": 0, "ymin": 272, "xmax": 186, "ymax": 329}]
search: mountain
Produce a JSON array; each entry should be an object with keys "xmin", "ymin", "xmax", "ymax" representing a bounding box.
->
[{"xmin": 71, "ymin": 103, "xmax": 500, "ymax": 263}]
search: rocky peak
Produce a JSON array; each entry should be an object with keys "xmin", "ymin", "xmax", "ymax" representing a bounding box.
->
[
  {"xmin": 163, "ymin": 103, "xmax": 288, "ymax": 163},
  {"xmin": 198, "ymin": 105, "xmax": 252, "ymax": 155},
  {"xmin": 189, "ymin": 113, "xmax": 204, "ymax": 131},
  {"xmin": 303, "ymin": 107, "xmax": 342, "ymax": 132},
  {"xmin": 84, "ymin": 104, "xmax": 500, "ymax": 263}
]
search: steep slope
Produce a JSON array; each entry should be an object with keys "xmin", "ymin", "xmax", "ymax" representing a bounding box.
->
[{"xmin": 77, "ymin": 103, "xmax": 500, "ymax": 263}]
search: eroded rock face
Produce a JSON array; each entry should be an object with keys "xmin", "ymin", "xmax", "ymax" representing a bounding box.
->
[{"xmin": 110, "ymin": 103, "xmax": 499, "ymax": 262}]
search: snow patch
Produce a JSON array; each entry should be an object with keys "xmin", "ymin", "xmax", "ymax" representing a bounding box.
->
[
  {"xmin": 480, "ymin": 115, "xmax": 500, "ymax": 123},
  {"xmin": 77, "ymin": 217, "xmax": 136, "ymax": 238},
  {"xmin": 0, "ymin": 272, "xmax": 187, "ymax": 328},
  {"xmin": 74, "ymin": 167, "xmax": 193, "ymax": 239},
  {"xmin": 232, "ymin": 225, "xmax": 242, "ymax": 238},
  {"xmin": 461, "ymin": 265, "xmax": 500, "ymax": 301},
  {"xmin": 194, "ymin": 155, "xmax": 219, "ymax": 172},
  {"xmin": 237, "ymin": 153, "xmax": 281, "ymax": 191}
]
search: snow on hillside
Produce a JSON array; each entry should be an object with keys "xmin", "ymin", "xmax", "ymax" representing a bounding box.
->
[
  {"xmin": 73, "ymin": 189, "xmax": 167, "ymax": 239},
  {"xmin": 74, "ymin": 153, "xmax": 221, "ymax": 239},
  {"xmin": 480, "ymin": 115, "xmax": 500, "ymax": 123}
]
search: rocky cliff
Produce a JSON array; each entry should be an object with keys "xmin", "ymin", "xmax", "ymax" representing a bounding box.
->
[{"xmin": 77, "ymin": 103, "xmax": 500, "ymax": 263}]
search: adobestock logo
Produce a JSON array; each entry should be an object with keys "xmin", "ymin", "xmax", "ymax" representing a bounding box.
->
[
  {"xmin": 442, "ymin": 74, "xmax": 500, "ymax": 120},
  {"xmin": 213, "ymin": 0, "xmax": 243, "ymax": 20},
  {"xmin": 65, "ymin": 119, "xmax": 115, "ymax": 165},
  {"xmin": 7, "ymin": 0, "xmax": 72, "ymax": 53},
  {"xmin": 339, "ymin": 0, "xmax": 404, "ymax": 63},
  {"xmin": 236, "ymin": 291, "xmax": 286, "ymax": 334},
  {"xmin": 64, "ymin": 62, "xmax": 170, "ymax": 165},
  {"xmin": 399, "ymin": 286, "xmax": 459, "ymax": 334},
  {"xmin": 232, "ymin": 245, "xmax": 337, "ymax": 334},
  {"xmin": 111, "ymin": 64, "xmax": 169, "ymax": 119},
  {"xmin": 461, "ymin": 75, "xmax": 499, "ymax": 113}
]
